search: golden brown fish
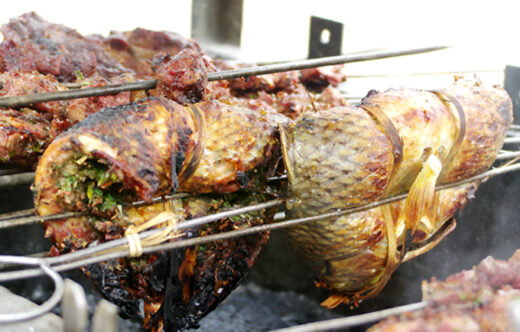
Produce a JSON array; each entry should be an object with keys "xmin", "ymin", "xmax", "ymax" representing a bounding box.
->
[{"xmin": 283, "ymin": 77, "xmax": 512, "ymax": 307}]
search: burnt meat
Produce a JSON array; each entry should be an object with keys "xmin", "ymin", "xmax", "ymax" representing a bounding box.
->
[{"xmin": 0, "ymin": 12, "xmax": 130, "ymax": 81}]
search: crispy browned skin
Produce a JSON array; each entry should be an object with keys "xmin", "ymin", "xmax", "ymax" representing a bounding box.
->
[
  {"xmin": 368, "ymin": 250, "xmax": 520, "ymax": 332},
  {"xmin": 34, "ymin": 96, "xmax": 284, "ymax": 216},
  {"xmin": 0, "ymin": 12, "xmax": 129, "ymax": 81},
  {"xmin": 34, "ymin": 97, "xmax": 199, "ymax": 217},
  {"xmin": 178, "ymin": 100, "xmax": 286, "ymax": 193},
  {"xmin": 284, "ymin": 77, "xmax": 511, "ymax": 215},
  {"xmin": 284, "ymin": 77, "xmax": 512, "ymax": 304}
]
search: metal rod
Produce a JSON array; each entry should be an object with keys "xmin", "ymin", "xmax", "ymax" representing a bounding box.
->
[
  {"xmin": 0, "ymin": 46, "xmax": 447, "ymax": 108},
  {"xmin": 497, "ymin": 151, "xmax": 520, "ymax": 160},
  {"xmin": 0, "ymin": 172, "xmax": 34, "ymax": 187},
  {"xmin": 0, "ymin": 156, "xmax": 519, "ymax": 231},
  {"xmin": 0, "ymin": 208, "xmax": 34, "ymax": 222},
  {"xmin": 0, "ymin": 168, "xmax": 30, "ymax": 176},
  {"xmin": 0, "ymin": 211, "xmax": 83, "ymax": 230},
  {"xmin": 0, "ymin": 193, "xmax": 190, "ymax": 229},
  {"xmin": 42, "ymin": 198, "xmax": 284, "ymax": 267},
  {"xmin": 347, "ymin": 69, "xmax": 503, "ymax": 79},
  {"xmin": 0, "ymin": 177, "xmax": 283, "ymax": 228},
  {"xmin": 0, "ymin": 80, "xmax": 157, "ymax": 108},
  {"xmin": 210, "ymin": 46, "xmax": 448, "ymax": 80},
  {"xmin": 0, "ymin": 256, "xmax": 64, "ymax": 323},
  {"xmin": 269, "ymin": 301, "xmax": 427, "ymax": 332},
  {"xmin": 0, "ymin": 199, "xmax": 285, "ymax": 281}
]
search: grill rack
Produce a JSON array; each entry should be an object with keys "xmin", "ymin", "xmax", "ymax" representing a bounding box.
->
[{"xmin": 0, "ymin": 49, "xmax": 518, "ymax": 330}]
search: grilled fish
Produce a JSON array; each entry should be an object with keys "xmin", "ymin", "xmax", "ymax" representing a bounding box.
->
[
  {"xmin": 283, "ymin": 77, "xmax": 513, "ymax": 306},
  {"xmin": 33, "ymin": 96, "xmax": 285, "ymax": 331}
]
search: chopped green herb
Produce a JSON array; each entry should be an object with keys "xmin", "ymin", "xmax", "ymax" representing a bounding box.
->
[{"xmin": 74, "ymin": 70, "xmax": 85, "ymax": 81}]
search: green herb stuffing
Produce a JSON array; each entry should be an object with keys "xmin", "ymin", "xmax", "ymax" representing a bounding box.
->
[
  {"xmin": 57, "ymin": 156, "xmax": 129, "ymax": 215},
  {"xmin": 74, "ymin": 70, "xmax": 85, "ymax": 81}
]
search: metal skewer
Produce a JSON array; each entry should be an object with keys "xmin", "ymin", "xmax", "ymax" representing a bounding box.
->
[
  {"xmin": 0, "ymin": 46, "xmax": 447, "ymax": 108},
  {"xmin": 269, "ymin": 301, "xmax": 427, "ymax": 332}
]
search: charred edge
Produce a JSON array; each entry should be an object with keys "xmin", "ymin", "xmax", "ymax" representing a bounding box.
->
[
  {"xmin": 84, "ymin": 262, "xmax": 142, "ymax": 320},
  {"xmin": 236, "ymin": 162, "xmax": 274, "ymax": 190},
  {"xmin": 170, "ymin": 146, "xmax": 179, "ymax": 193},
  {"xmin": 72, "ymin": 98, "xmax": 153, "ymax": 130},
  {"xmin": 174, "ymin": 126, "xmax": 191, "ymax": 182},
  {"xmin": 236, "ymin": 140, "xmax": 282, "ymax": 191},
  {"xmin": 163, "ymin": 248, "xmax": 189, "ymax": 331}
]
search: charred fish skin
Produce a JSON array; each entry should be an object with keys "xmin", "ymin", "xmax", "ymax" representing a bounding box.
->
[{"xmin": 284, "ymin": 77, "xmax": 513, "ymax": 305}]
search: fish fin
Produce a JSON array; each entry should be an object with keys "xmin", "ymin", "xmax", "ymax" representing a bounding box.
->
[
  {"xmin": 321, "ymin": 294, "xmax": 350, "ymax": 309},
  {"xmin": 404, "ymin": 154, "xmax": 442, "ymax": 234}
]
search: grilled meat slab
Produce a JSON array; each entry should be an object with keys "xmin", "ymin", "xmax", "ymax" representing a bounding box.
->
[
  {"xmin": 0, "ymin": 71, "xmax": 144, "ymax": 166},
  {"xmin": 369, "ymin": 250, "xmax": 520, "ymax": 332},
  {"xmin": 0, "ymin": 12, "xmax": 130, "ymax": 81},
  {"xmin": 100, "ymin": 28, "xmax": 201, "ymax": 79}
]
